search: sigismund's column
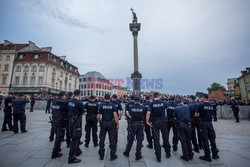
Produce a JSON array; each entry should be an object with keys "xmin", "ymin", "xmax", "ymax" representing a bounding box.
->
[{"xmin": 130, "ymin": 8, "xmax": 142, "ymax": 94}]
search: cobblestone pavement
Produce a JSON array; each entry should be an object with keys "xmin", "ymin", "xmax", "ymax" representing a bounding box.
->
[{"xmin": 0, "ymin": 109, "xmax": 250, "ymax": 167}]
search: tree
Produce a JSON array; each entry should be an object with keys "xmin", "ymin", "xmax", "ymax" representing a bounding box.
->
[
  {"xmin": 207, "ymin": 82, "xmax": 225, "ymax": 93},
  {"xmin": 195, "ymin": 92, "xmax": 205, "ymax": 97}
]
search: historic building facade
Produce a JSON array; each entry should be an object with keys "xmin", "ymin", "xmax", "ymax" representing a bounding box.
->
[{"xmin": 10, "ymin": 41, "xmax": 79, "ymax": 95}]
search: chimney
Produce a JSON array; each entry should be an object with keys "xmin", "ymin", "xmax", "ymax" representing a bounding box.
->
[
  {"xmin": 241, "ymin": 70, "xmax": 247, "ymax": 75},
  {"xmin": 246, "ymin": 67, "xmax": 250, "ymax": 73}
]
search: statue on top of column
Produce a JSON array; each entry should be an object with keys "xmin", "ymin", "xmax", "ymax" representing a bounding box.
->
[{"xmin": 130, "ymin": 8, "xmax": 137, "ymax": 23}]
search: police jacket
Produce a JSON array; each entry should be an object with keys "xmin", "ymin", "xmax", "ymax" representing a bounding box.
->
[{"xmin": 52, "ymin": 98, "xmax": 68, "ymax": 125}]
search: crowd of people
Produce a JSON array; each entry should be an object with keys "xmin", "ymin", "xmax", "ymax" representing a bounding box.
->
[{"xmin": 1, "ymin": 90, "xmax": 249, "ymax": 164}]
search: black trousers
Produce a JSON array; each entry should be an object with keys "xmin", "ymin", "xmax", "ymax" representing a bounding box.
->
[
  {"xmin": 69, "ymin": 118, "xmax": 82, "ymax": 160},
  {"xmin": 152, "ymin": 120, "xmax": 170, "ymax": 159},
  {"xmin": 167, "ymin": 119, "xmax": 179, "ymax": 150},
  {"xmin": 125, "ymin": 121, "xmax": 144, "ymax": 156},
  {"xmin": 190, "ymin": 118, "xmax": 202, "ymax": 149},
  {"xmin": 13, "ymin": 112, "xmax": 26, "ymax": 132},
  {"xmin": 200, "ymin": 121, "xmax": 219, "ymax": 156},
  {"xmin": 98, "ymin": 121, "xmax": 117, "ymax": 158},
  {"xmin": 52, "ymin": 125, "xmax": 64, "ymax": 154},
  {"xmin": 144, "ymin": 120, "xmax": 153, "ymax": 146},
  {"xmin": 85, "ymin": 116, "xmax": 98, "ymax": 145},
  {"xmin": 233, "ymin": 111, "xmax": 239, "ymax": 122},
  {"xmin": 2, "ymin": 110, "xmax": 12, "ymax": 130},
  {"xmin": 30, "ymin": 102, "xmax": 35, "ymax": 112},
  {"xmin": 178, "ymin": 122, "xmax": 193, "ymax": 158},
  {"xmin": 45, "ymin": 105, "xmax": 51, "ymax": 113},
  {"xmin": 212, "ymin": 110, "xmax": 217, "ymax": 121}
]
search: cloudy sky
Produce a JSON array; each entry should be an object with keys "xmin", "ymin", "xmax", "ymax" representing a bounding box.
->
[{"xmin": 0, "ymin": 0, "xmax": 249, "ymax": 95}]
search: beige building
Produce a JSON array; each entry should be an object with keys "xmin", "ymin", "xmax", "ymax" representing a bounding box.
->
[
  {"xmin": 0, "ymin": 40, "xmax": 28, "ymax": 95},
  {"xmin": 10, "ymin": 41, "xmax": 80, "ymax": 95},
  {"xmin": 238, "ymin": 68, "xmax": 250, "ymax": 100}
]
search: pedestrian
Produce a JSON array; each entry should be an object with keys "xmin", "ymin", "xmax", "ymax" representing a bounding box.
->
[
  {"xmin": 84, "ymin": 95, "xmax": 99, "ymax": 147},
  {"xmin": 231, "ymin": 102, "xmax": 240, "ymax": 123},
  {"xmin": 45, "ymin": 96, "xmax": 52, "ymax": 113},
  {"xmin": 2, "ymin": 93, "xmax": 14, "ymax": 131},
  {"xmin": 174, "ymin": 99, "xmax": 193, "ymax": 161},
  {"xmin": 12, "ymin": 94, "xmax": 30, "ymax": 134},
  {"xmin": 68, "ymin": 89, "xmax": 86, "ymax": 164},
  {"xmin": 146, "ymin": 92, "xmax": 171, "ymax": 162},
  {"xmin": 51, "ymin": 91, "xmax": 68, "ymax": 159},
  {"xmin": 195, "ymin": 94, "xmax": 219, "ymax": 162},
  {"xmin": 123, "ymin": 96, "xmax": 145, "ymax": 160},
  {"xmin": 97, "ymin": 94, "xmax": 119, "ymax": 161}
]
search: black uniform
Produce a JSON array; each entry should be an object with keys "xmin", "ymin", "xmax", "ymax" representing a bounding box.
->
[
  {"xmin": 188, "ymin": 102, "xmax": 202, "ymax": 151},
  {"xmin": 112, "ymin": 100, "xmax": 123, "ymax": 146},
  {"xmin": 231, "ymin": 103, "xmax": 239, "ymax": 123},
  {"xmin": 197, "ymin": 102, "xmax": 219, "ymax": 161},
  {"xmin": 125, "ymin": 101, "xmax": 135, "ymax": 142},
  {"xmin": 68, "ymin": 98, "xmax": 85, "ymax": 161},
  {"xmin": 12, "ymin": 98, "xmax": 29, "ymax": 133},
  {"xmin": 148, "ymin": 99, "xmax": 171, "ymax": 160},
  {"xmin": 143, "ymin": 101, "xmax": 153, "ymax": 148},
  {"xmin": 98, "ymin": 101, "xmax": 117, "ymax": 160},
  {"xmin": 46, "ymin": 98, "xmax": 52, "ymax": 113},
  {"xmin": 30, "ymin": 97, "xmax": 35, "ymax": 112},
  {"xmin": 174, "ymin": 104, "xmax": 193, "ymax": 160},
  {"xmin": 84, "ymin": 101, "xmax": 99, "ymax": 146},
  {"xmin": 51, "ymin": 98, "xmax": 68, "ymax": 157},
  {"xmin": 2, "ymin": 97, "xmax": 13, "ymax": 131},
  {"xmin": 211, "ymin": 102, "xmax": 217, "ymax": 121},
  {"xmin": 64, "ymin": 98, "xmax": 71, "ymax": 147},
  {"xmin": 124, "ymin": 103, "xmax": 145, "ymax": 159},
  {"xmin": 166, "ymin": 102, "xmax": 178, "ymax": 151}
]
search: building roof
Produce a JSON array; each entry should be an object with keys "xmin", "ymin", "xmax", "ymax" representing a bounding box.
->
[
  {"xmin": 227, "ymin": 78, "xmax": 237, "ymax": 84},
  {"xmin": 81, "ymin": 71, "xmax": 106, "ymax": 80},
  {"xmin": 238, "ymin": 67, "xmax": 250, "ymax": 80},
  {"xmin": 0, "ymin": 43, "xmax": 28, "ymax": 50}
]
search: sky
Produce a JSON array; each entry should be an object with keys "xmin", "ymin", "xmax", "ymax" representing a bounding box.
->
[{"xmin": 0, "ymin": 0, "xmax": 249, "ymax": 95}]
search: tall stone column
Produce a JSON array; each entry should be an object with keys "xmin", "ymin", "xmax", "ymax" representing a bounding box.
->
[{"xmin": 130, "ymin": 9, "xmax": 142, "ymax": 94}]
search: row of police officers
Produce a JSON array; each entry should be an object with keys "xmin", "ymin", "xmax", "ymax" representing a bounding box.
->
[{"xmin": 50, "ymin": 90, "xmax": 219, "ymax": 164}]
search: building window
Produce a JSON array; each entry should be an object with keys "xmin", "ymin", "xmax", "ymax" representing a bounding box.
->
[
  {"xmin": 59, "ymin": 81, "xmax": 62, "ymax": 89},
  {"xmin": 33, "ymin": 54, "xmax": 40, "ymax": 59},
  {"xmin": 52, "ymin": 56, "xmax": 57, "ymax": 62},
  {"xmin": 15, "ymin": 77, "xmax": 20, "ymax": 85},
  {"xmin": 61, "ymin": 61, "xmax": 64, "ymax": 66},
  {"xmin": 30, "ymin": 77, "xmax": 35, "ymax": 85},
  {"xmin": 2, "ymin": 77, "xmax": 7, "ymax": 85},
  {"xmin": 23, "ymin": 77, "xmax": 27, "ymax": 84},
  {"xmin": 39, "ymin": 66, "xmax": 44, "ymax": 72},
  {"xmin": 83, "ymin": 78, "xmax": 86, "ymax": 82},
  {"xmin": 16, "ymin": 66, "xmax": 21, "ymax": 72},
  {"xmin": 4, "ymin": 64, "xmax": 9, "ymax": 71},
  {"xmin": 24, "ymin": 65, "xmax": 29, "ymax": 72},
  {"xmin": 38, "ymin": 77, "xmax": 43, "ymax": 85},
  {"xmin": 6, "ymin": 55, "xmax": 10, "ymax": 60},
  {"xmin": 19, "ymin": 54, "xmax": 24, "ymax": 59},
  {"xmin": 0, "ymin": 55, "xmax": 2, "ymax": 60},
  {"xmin": 31, "ymin": 65, "xmax": 37, "ymax": 72},
  {"xmin": 69, "ymin": 75, "xmax": 72, "ymax": 80},
  {"xmin": 69, "ymin": 83, "xmax": 72, "ymax": 91},
  {"xmin": 60, "ymin": 71, "xmax": 63, "ymax": 77},
  {"xmin": 52, "ymin": 68, "xmax": 56, "ymax": 74}
]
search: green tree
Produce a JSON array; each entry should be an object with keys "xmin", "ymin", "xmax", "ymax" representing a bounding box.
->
[
  {"xmin": 207, "ymin": 82, "xmax": 225, "ymax": 93},
  {"xmin": 195, "ymin": 92, "xmax": 205, "ymax": 97}
]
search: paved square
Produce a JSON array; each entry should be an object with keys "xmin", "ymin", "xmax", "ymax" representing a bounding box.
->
[{"xmin": 0, "ymin": 110, "xmax": 250, "ymax": 167}]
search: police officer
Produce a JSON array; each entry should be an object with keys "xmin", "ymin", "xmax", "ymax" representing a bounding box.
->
[
  {"xmin": 146, "ymin": 92, "xmax": 171, "ymax": 162},
  {"xmin": 45, "ymin": 96, "xmax": 52, "ymax": 113},
  {"xmin": 111, "ymin": 94, "xmax": 123, "ymax": 146},
  {"xmin": 97, "ymin": 94, "xmax": 119, "ymax": 161},
  {"xmin": 68, "ymin": 89, "xmax": 85, "ymax": 164},
  {"xmin": 2, "ymin": 93, "xmax": 14, "ymax": 131},
  {"xmin": 231, "ymin": 101, "xmax": 240, "ymax": 123},
  {"xmin": 123, "ymin": 96, "xmax": 145, "ymax": 160},
  {"xmin": 195, "ymin": 94, "xmax": 219, "ymax": 162},
  {"xmin": 188, "ymin": 95, "xmax": 202, "ymax": 152},
  {"xmin": 211, "ymin": 100, "xmax": 218, "ymax": 121},
  {"xmin": 84, "ymin": 95, "xmax": 99, "ymax": 147},
  {"xmin": 166, "ymin": 97, "xmax": 178, "ymax": 151},
  {"xmin": 30, "ymin": 96, "xmax": 35, "ymax": 112},
  {"xmin": 12, "ymin": 94, "xmax": 30, "ymax": 134},
  {"xmin": 64, "ymin": 92, "xmax": 73, "ymax": 148},
  {"xmin": 51, "ymin": 91, "xmax": 68, "ymax": 159},
  {"xmin": 125, "ymin": 95, "xmax": 135, "ymax": 143},
  {"xmin": 174, "ymin": 99, "xmax": 193, "ymax": 161},
  {"xmin": 143, "ymin": 95, "xmax": 153, "ymax": 149}
]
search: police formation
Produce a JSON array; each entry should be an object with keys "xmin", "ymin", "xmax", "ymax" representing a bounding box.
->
[{"xmin": 47, "ymin": 90, "xmax": 221, "ymax": 164}]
